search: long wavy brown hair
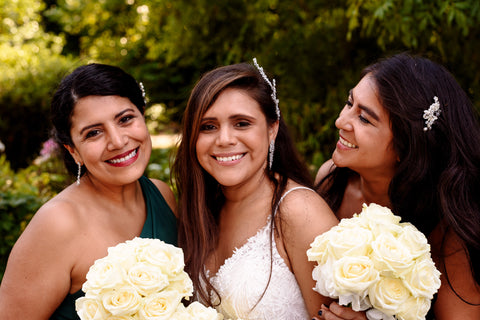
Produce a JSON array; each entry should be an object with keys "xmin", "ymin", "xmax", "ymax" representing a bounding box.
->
[{"xmin": 172, "ymin": 62, "xmax": 313, "ymax": 306}]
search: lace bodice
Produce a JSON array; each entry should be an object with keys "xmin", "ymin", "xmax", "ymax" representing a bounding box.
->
[{"xmin": 203, "ymin": 187, "xmax": 312, "ymax": 320}]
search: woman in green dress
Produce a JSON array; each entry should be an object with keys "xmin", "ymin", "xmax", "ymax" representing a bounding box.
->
[{"xmin": 0, "ymin": 64, "xmax": 177, "ymax": 320}]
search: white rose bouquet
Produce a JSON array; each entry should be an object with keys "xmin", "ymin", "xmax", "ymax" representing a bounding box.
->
[
  {"xmin": 307, "ymin": 203, "xmax": 441, "ymax": 320},
  {"xmin": 76, "ymin": 237, "xmax": 223, "ymax": 320}
]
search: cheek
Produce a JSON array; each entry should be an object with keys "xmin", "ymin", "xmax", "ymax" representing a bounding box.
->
[{"xmin": 195, "ymin": 137, "xmax": 208, "ymax": 163}]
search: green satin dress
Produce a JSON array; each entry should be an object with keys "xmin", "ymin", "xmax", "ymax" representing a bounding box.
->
[{"xmin": 50, "ymin": 176, "xmax": 177, "ymax": 320}]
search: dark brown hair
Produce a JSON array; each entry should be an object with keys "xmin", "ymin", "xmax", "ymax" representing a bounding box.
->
[
  {"xmin": 318, "ymin": 53, "xmax": 480, "ymax": 303},
  {"xmin": 50, "ymin": 63, "xmax": 145, "ymax": 177}
]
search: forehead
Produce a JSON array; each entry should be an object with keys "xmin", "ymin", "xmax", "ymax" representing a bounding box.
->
[
  {"xmin": 204, "ymin": 88, "xmax": 263, "ymax": 117},
  {"xmin": 70, "ymin": 95, "xmax": 137, "ymax": 125},
  {"xmin": 353, "ymin": 75, "xmax": 390, "ymax": 122}
]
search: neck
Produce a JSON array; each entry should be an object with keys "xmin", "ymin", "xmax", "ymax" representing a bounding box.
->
[
  {"xmin": 221, "ymin": 172, "xmax": 274, "ymax": 206},
  {"xmin": 358, "ymin": 173, "xmax": 392, "ymax": 209},
  {"xmin": 80, "ymin": 174, "xmax": 143, "ymax": 209}
]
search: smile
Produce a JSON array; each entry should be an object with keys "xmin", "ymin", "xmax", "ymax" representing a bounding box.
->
[
  {"xmin": 107, "ymin": 148, "xmax": 138, "ymax": 164},
  {"xmin": 339, "ymin": 136, "xmax": 358, "ymax": 148},
  {"xmin": 215, "ymin": 154, "xmax": 244, "ymax": 162}
]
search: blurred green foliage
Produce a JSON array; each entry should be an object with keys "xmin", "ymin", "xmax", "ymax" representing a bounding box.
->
[
  {"xmin": 0, "ymin": 0, "xmax": 76, "ymax": 169},
  {"xmin": 0, "ymin": 152, "xmax": 68, "ymax": 280},
  {"xmin": 2, "ymin": 0, "xmax": 480, "ymax": 170}
]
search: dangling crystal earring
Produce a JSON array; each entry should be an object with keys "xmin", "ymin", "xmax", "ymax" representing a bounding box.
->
[
  {"xmin": 268, "ymin": 140, "xmax": 275, "ymax": 170},
  {"xmin": 76, "ymin": 162, "xmax": 81, "ymax": 185}
]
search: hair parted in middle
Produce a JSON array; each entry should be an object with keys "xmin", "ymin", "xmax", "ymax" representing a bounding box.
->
[{"xmin": 173, "ymin": 61, "xmax": 312, "ymax": 305}]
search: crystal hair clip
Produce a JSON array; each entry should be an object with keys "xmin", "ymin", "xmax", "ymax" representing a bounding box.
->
[
  {"xmin": 139, "ymin": 82, "xmax": 146, "ymax": 105},
  {"xmin": 253, "ymin": 58, "xmax": 280, "ymax": 120},
  {"xmin": 423, "ymin": 96, "xmax": 441, "ymax": 131}
]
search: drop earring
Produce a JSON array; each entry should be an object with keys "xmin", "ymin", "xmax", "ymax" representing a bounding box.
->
[
  {"xmin": 268, "ymin": 140, "xmax": 275, "ymax": 170},
  {"xmin": 76, "ymin": 162, "xmax": 81, "ymax": 185}
]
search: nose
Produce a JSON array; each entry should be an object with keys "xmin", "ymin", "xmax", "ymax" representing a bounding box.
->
[
  {"xmin": 335, "ymin": 106, "xmax": 354, "ymax": 131},
  {"xmin": 216, "ymin": 126, "xmax": 236, "ymax": 146},
  {"xmin": 107, "ymin": 127, "xmax": 128, "ymax": 150}
]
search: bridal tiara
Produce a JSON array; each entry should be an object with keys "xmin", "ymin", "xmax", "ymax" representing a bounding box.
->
[{"xmin": 253, "ymin": 58, "xmax": 280, "ymax": 120}]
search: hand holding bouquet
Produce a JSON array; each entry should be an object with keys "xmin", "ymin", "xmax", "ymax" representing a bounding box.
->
[
  {"xmin": 76, "ymin": 237, "xmax": 223, "ymax": 320},
  {"xmin": 307, "ymin": 203, "xmax": 441, "ymax": 320}
]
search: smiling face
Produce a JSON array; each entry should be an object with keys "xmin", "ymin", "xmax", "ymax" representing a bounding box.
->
[
  {"xmin": 66, "ymin": 95, "xmax": 151, "ymax": 186},
  {"xmin": 195, "ymin": 88, "xmax": 278, "ymax": 189},
  {"xmin": 332, "ymin": 74, "xmax": 398, "ymax": 178}
]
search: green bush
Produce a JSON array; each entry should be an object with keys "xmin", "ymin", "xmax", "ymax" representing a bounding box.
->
[
  {"xmin": 0, "ymin": 153, "xmax": 68, "ymax": 280},
  {"xmin": 145, "ymin": 147, "xmax": 177, "ymax": 194}
]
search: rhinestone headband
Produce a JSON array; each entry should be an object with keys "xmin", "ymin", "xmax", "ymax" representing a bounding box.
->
[
  {"xmin": 423, "ymin": 96, "xmax": 441, "ymax": 131},
  {"xmin": 253, "ymin": 58, "xmax": 280, "ymax": 120}
]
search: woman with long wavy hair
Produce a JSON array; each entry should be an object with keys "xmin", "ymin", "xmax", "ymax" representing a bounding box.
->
[{"xmin": 173, "ymin": 60, "xmax": 338, "ymax": 319}]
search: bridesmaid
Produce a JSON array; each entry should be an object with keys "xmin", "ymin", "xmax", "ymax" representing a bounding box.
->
[
  {"xmin": 315, "ymin": 53, "xmax": 480, "ymax": 320},
  {"xmin": 0, "ymin": 64, "xmax": 177, "ymax": 319}
]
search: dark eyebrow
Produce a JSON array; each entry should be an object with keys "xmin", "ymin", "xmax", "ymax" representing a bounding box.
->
[
  {"xmin": 201, "ymin": 114, "xmax": 256, "ymax": 121},
  {"xmin": 359, "ymin": 105, "xmax": 380, "ymax": 122},
  {"xmin": 350, "ymin": 89, "xmax": 380, "ymax": 122},
  {"xmin": 79, "ymin": 108, "xmax": 134, "ymax": 135}
]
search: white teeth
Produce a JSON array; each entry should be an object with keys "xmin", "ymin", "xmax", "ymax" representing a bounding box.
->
[
  {"xmin": 339, "ymin": 137, "xmax": 358, "ymax": 148},
  {"xmin": 108, "ymin": 149, "xmax": 137, "ymax": 164},
  {"xmin": 216, "ymin": 154, "xmax": 243, "ymax": 162}
]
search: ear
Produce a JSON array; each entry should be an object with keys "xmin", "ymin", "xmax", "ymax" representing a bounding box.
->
[
  {"xmin": 268, "ymin": 120, "xmax": 279, "ymax": 143},
  {"xmin": 64, "ymin": 144, "xmax": 82, "ymax": 165}
]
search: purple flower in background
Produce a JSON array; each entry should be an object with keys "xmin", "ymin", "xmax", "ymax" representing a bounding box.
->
[{"xmin": 40, "ymin": 138, "xmax": 59, "ymax": 158}]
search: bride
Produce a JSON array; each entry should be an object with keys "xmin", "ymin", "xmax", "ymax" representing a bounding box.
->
[{"xmin": 173, "ymin": 59, "xmax": 338, "ymax": 319}]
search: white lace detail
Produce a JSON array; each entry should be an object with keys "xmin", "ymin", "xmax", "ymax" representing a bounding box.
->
[{"xmin": 204, "ymin": 187, "xmax": 314, "ymax": 320}]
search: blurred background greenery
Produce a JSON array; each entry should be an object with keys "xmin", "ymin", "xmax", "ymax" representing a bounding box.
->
[{"xmin": 1, "ymin": 0, "xmax": 480, "ymax": 278}]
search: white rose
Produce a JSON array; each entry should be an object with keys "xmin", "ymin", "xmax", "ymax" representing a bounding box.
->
[
  {"xmin": 83, "ymin": 258, "xmax": 127, "ymax": 294},
  {"xmin": 333, "ymin": 256, "xmax": 379, "ymax": 297},
  {"xmin": 185, "ymin": 301, "xmax": 224, "ymax": 320},
  {"xmin": 106, "ymin": 241, "xmax": 139, "ymax": 270},
  {"xmin": 368, "ymin": 277, "xmax": 410, "ymax": 317},
  {"xmin": 370, "ymin": 232, "xmax": 415, "ymax": 276},
  {"xmin": 397, "ymin": 224, "xmax": 430, "ymax": 259},
  {"xmin": 360, "ymin": 203, "xmax": 401, "ymax": 225},
  {"xmin": 396, "ymin": 295, "xmax": 431, "ymax": 320},
  {"xmin": 326, "ymin": 224, "xmax": 374, "ymax": 260},
  {"xmin": 312, "ymin": 261, "xmax": 338, "ymax": 298},
  {"xmin": 138, "ymin": 289, "xmax": 183, "ymax": 320},
  {"xmin": 75, "ymin": 297, "xmax": 108, "ymax": 320},
  {"xmin": 403, "ymin": 256, "xmax": 441, "ymax": 299},
  {"xmin": 127, "ymin": 261, "xmax": 170, "ymax": 296},
  {"xmin": 338, "ymin": 294, "xmax": 372, "ymax": 312},
  {"xmin": 168, "ymin": 271, "xmax": 194, "ymax": 299},
  {"xmin": 106, "ymin": 315, "xmax": 138, "ymax": 320},
  {"xmin": 169, "ymin": 303, "xmax": 191, "ymax": 320},
  {"xmin": 136, "ymin": 239, "xmax": 185, "ymax": 276},
  {"xmin": 360, "ymin": 204, "xmax": 403, "ymax": 236},
  {"xmin": 101, "ymin": 286, "xmax": 142, "ymax": 316},
  {"xmin": 307, "ymin": 233, "xmax": 330, "ymax": 264}
]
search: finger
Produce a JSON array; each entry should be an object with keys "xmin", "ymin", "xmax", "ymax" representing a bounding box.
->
[
  {"xmin": 317, "ymin": 304, "xmax": 344, "ymax": 320},
  {"xmin": 328, "ymin": 301, "xmax": 367, "ymax": 320}
]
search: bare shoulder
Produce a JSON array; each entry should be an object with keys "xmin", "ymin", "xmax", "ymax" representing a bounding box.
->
[
  {"xmin": 275, "ymin": 180, "xmax": 338, "ymax": 315},
  {"xmin": 278, "ymin": 180, "xmax": 338, "ymax": 233},
  {"xmin": 314, "ymin": 159, "xmax": 336, "ymax": 186},
  {"xmin": 430, "ymin": 226, "xmax": 480, "ymax": 319},
  {"xmin": 20, "ymin": 190, "xmax": 84, "ymax": 246},
  {"xmin": 0, "ymin": 189, "xmax": 83, "ymax": 318},
  {"xmin": 149, "ymin": 178, "xmax": 177, "ymax": 215}
]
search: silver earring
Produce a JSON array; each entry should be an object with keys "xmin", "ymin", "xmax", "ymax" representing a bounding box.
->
[
  {"xmin": 268, "ymin": 140, "xmax": 275, "ymax": 170},
  {"xmin": 76, "ymin": 162, "xmax": 81, "ymax": 185}
]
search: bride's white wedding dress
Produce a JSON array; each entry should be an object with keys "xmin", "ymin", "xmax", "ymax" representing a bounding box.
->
[{"xmin": 204, "ymin": 187, "xmax": 312, "ymax": 320}]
